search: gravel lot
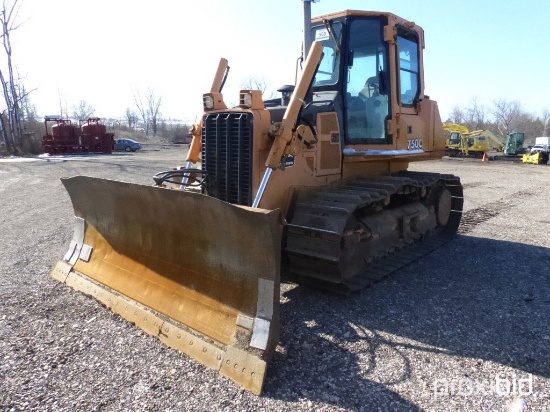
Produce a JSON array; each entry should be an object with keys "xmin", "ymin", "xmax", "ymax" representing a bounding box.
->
[{"xmin": 1, "ymin": 147, "xmax": 549, "ymax": 411}]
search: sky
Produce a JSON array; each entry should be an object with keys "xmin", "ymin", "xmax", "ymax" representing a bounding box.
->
[{"xmin": 9, "ymin": 0, "xmax": 550, "ymax": 123}]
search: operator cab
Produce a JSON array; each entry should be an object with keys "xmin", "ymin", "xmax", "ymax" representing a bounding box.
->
[
  {"xmin": 301, "ymin": 11, "xmax": 427, "ymax": 152},
  {"xmin": 449, "ymin": 132, "xmax": 461, "ymax": 145}
]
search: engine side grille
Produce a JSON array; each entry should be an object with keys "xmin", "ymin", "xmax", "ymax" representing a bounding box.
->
[{"xmin": 202, "ymin": 112, "xmax": 253, "ymax": 206}]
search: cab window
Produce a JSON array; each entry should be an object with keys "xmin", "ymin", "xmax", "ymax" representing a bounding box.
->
[
  {"xmin": 345, "ymin": 17, "xmax": 390, "ymax": 143},
  {"xmin": 397, "ymin": 33, "xmax": 420, "ymax": 106},
  {"xmin": 311, "ymin": 22, "xmax": 342, "ymax": 86}
]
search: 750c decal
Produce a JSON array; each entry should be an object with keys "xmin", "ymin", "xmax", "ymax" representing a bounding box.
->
[{"xmin": 407, "ymin": 139, "xmax": 423, "ymax": 150}]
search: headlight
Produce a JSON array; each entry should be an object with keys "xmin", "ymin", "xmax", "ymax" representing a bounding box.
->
[
  {"xmin": 239, "ymin": 90, "xmax": 265, "ymax": 110},
  {"xmin": 202, "ymin": 92, "xmax": 226, "ymax": 111},
  {"xmin": 240, "ymin": 93, "xmax": 253, "ymax": 108},
  {"xmin": 203, "ymin": 95, "xmax": 214, "ymax": 110}
]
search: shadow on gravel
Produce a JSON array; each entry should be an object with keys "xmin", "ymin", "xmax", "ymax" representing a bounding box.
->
[{"xmin": 264, "ymin": 235, "xmax": 550, "ymax": 409}]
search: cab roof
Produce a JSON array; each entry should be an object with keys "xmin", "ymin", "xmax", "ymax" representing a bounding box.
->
[{"xmin": 311, "ymin": 10, "xmax": 424, "ymax": 46}]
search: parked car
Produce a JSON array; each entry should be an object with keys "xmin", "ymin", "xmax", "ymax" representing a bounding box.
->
[
  {"xmin": 173, "ymin": 134, "xmax": 193, "ymax": 144},
  {"xmin": 114, "ymin": 139, "xmax": 142, "ymax": 152}
]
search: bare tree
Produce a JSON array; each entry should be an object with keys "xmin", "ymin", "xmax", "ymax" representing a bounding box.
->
[
  {"xmin": 512, "ymin": 111, "xmax": 542, "ymax": 139},
  {"xmin": 240, "ymin": 76, "xmax": 277, "ymax": 99},
  {"xmin": 493, "ymin": 99, "xmax": 522, "ymax": 137},
  {"xmin": 0, "ymin": 110, "xmax": 8, "ymax": 147},
  {"xmin": 132, "ymin": 87, "xmax": 162, "ymax": 136},
  {"xmin": 71, "ymin": 100, "xmax": 95, "ymax": 122},
  {"xmin": 0, "ymin": 0, "xmax": 24, "ymax": 154},
  {"xmin": 448, "ymin": 105, "xmax": 464, "ymax": 124},
  {"xmin": 125, "ymin": 107, "xmax": 138, "ymax": 129},
  {"xmin": 446, "ymin": 98, "xmax": 550, "ymax": 143},
  {"xmin": 17, "ymin": 83, "xmax": 36, "ymax": 120},
  {"xmin": 147, "ymin": 89, "xmax": 162, "ymax": 136},
  {"xmin": 132, "ymin": 88, "xmax": 149, "ymax": 135},
  {"xmin": 542, "ymin": 107, "xmax": 549, "ymax": 137},
  {"xmin": 463, "ymin": 97, "xmax": 488, "ymax": 131},
  {"xmin": 57, "ymin": 86, "xmax": 68, "ymax": 119},
  {"xmin": 240, "ymin": 76, "xmax": 269, "ymax": 93}
]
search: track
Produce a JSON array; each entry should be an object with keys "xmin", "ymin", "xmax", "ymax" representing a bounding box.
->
[
  {"xmin": 284, "ymin": 172, "xmax": 463, "ymax": 293},
  {"xmin": 445, "ymin": 150, "xmax": 484, "ymax": 159}
]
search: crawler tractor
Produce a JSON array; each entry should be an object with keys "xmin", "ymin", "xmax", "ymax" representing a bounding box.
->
[{"xmin": 52, "ymin": 9, "xmax": 463, "ymax": 394}]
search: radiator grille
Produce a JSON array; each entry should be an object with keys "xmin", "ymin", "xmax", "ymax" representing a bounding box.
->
[{"xmin": 202, "ymin": 112, "xmax": 253, "ymax": 206}]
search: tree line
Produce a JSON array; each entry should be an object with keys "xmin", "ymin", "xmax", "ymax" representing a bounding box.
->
[
  {"xmin": 446, "ymin": 98, "xmax": 549, "ymax": 143},
  {"xmin": 0, "ymin": 0, "xmax": 33, "ymax": 155}
]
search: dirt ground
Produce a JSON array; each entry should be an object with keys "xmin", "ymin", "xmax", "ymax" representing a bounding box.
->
[{"xmin": 1, "ymin": 147, "xmax": 549, "ymax": 411}]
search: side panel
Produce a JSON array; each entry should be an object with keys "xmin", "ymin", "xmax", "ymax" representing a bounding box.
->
[{"xmin": 315, "ymin": 112, "xmax": 342, "ymax": 176}]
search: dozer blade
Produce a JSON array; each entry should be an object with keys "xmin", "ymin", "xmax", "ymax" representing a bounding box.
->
[{"xmin": 52, "ymin": 176, "xmax": 282, "ymax": 394}]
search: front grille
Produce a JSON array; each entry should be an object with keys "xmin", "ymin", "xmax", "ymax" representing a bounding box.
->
[{"xmin": 202, "ymin": 112, "xmax": 253, "ymax": 206}]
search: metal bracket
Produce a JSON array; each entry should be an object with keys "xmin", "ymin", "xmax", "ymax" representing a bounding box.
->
[
  {"xmin": 250, "ymin": 278, "xmax": 274, "ymax": 350},
  {"xmin": 63, "ymin": 217, "xmax": 93, "ymax": 265}
]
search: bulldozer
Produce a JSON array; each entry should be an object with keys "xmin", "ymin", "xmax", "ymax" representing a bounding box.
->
[{"xmin": 51, "ymin": 9, "xmax": 463, "ymax": 394}]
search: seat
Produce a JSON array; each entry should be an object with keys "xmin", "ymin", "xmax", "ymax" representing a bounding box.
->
[{"xmin": 359, "ymin": 76, "xmax": 379, "ymax": 99}]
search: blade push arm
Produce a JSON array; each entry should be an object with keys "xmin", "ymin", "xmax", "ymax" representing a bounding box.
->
[
  {"xmin": 265, "ymin": 41, "xmax": 324, "ymax": 169},
  {"xmin": 252, "ymin": 41, "xmax": 324, "ymax": 208}
]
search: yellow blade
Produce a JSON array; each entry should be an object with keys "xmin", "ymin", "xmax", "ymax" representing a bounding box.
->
[{"xmin": 52, "ymin": 176, "xmax": 282, "ymax": 394}]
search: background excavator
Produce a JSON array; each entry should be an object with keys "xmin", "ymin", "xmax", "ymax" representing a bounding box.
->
[
  {"xmin": 504, "ymin": 132, "xmax": 527, "ymax": 156},
  {"xmin": 52, "ymin": 9, "xmax": 463, "ymax": 394},
  {"xmin": 444, "ymin": 123, "xmax": 504, "ymax": 158},
  {"xmin": 486, "ymin": 131, "xmax": 528, "ymax": 161}
]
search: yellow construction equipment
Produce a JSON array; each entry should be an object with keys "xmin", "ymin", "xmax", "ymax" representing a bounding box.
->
[
  {"xmin": 52, "ymin": 9, "xmax": 463, "ymax": 394},
  {"xmin": 444, "ymin": 123, "xmax": 469, "ymax": 155},
  {"xmin": 522, "ymin": 137, "xmax": 550, "ymax": 164},
  {"xmin": 444, "ymin": 123, "xmax": 469, "ymax": 146},
  {"xmin": 444, "ymin": 124, "xmax": 504, "ymax": 158}
]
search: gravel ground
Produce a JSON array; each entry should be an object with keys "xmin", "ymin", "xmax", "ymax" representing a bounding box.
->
[{"xmin": 1, "ymin": 147, "xmax": 549, "ymax": 411}]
